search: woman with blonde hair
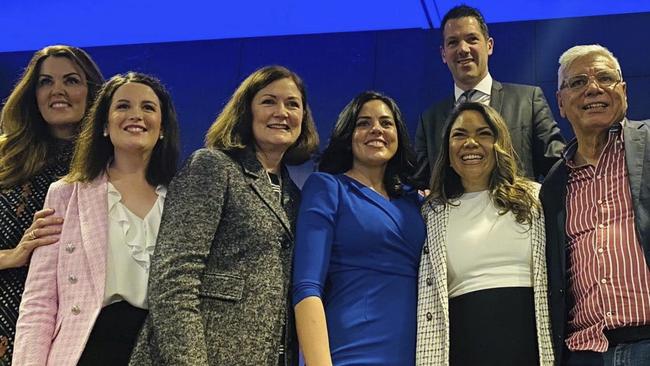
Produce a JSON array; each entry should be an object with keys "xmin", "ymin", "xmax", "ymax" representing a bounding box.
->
[
  {"xmin": 416, "ymin": 102, "xmax": 554, "ymax": 366},
  {"xmin": 0, "ymin": 45, "xmax": 103, "ymax": 364}
]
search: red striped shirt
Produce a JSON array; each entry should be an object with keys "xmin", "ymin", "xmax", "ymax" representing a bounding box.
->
[{"xmin": 564, "ymin": 122, "xmax": 650, "ymax": 352}]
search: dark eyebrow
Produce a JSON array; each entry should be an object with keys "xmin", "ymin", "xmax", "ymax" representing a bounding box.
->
[{"xmin": 38, "ymin": 72, "xmax": 82, "ymax": 78}]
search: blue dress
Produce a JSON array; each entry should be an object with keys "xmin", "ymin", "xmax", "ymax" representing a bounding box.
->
[{"xmin": 292, "ymin": 173, "xmax": 425, "ymax": 366}]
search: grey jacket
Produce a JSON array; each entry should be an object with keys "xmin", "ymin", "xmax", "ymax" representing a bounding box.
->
[
  {"xmin": 414, "ymin": 81, "xmax": 566, "ymax": 187},
  {"xmin": 129, "ymin": 147, "xmax": 300, "ymax": 366}
]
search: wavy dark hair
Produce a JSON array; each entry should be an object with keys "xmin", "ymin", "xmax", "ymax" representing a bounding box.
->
[
  {"xmin": 318, "ymin": 91, "xmax": 416, "ymax": 198},
  {"xmin": 205, "ymin": 65, "xmax": 319, "ymax": 165},
  {"xmin": 65, "ymin": 72, "xmax": 180, "ymax": 186},
  {"xmin": 0, "ymin": 45, "xmax": 104, "ymax": 188},
  {"xmin": 427, "ymin": 102, "xmax": 539, "ymax": 226}
]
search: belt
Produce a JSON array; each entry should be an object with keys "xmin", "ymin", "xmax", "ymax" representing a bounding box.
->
[{"xmin": 604, "ymin": 325, "xmax": 650, "ymax": 345}]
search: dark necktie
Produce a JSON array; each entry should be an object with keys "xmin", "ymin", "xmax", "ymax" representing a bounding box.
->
[{"xmin": 456, "ymin": 89, "xmax": 477, "ymax": 106}]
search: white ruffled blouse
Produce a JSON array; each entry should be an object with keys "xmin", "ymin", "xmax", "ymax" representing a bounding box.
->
[{"xmin": 103, "ymin": 182, "xmax": 166, "ymax": 309}]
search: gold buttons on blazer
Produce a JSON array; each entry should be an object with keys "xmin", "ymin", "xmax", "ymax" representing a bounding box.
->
[
  {"xmin": 65, "ymin": 243, "xmax": 76, "ymax": 253},
  {"xmin": 68, "ymin": 275, "xmax": 78, "ymax": 284},
  {"xmin": 71, "ymin": 305, "xmax": 81, "ymax": 315}
]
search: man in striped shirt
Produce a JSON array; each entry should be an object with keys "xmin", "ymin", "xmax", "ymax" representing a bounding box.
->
[{"xmin": 541, "ymin": 44, "xmax": 650, "ymax": 365}]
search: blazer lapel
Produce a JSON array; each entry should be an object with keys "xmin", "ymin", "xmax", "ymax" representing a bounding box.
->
[
  {"xmin": 489, "ymin": 80, "xmax": 504, "ymax": 114},
  {"xmin": 77, "ymin": 174, "xmax": 108, "ymax": 301},
  {"xmin": 239, "ymin": 150, "xmax": 293, "ymax": 239},
  {"xmin": 624, "ymin": 120, "xmax": 647, "ymax": 204}
]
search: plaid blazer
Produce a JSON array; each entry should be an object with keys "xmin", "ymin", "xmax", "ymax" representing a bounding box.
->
[
  {"xmin": 14, "ymin": 175, "xmax": 109, "ymax": 366},
  {"xmin": 415, "ymin": 191, "xmax": 555, "ymax": 366}
]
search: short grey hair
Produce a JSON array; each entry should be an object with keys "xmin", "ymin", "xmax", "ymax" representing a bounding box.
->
[{"xmin": 557, "ymin": 44, "xmax": 622, "ymax": 90}]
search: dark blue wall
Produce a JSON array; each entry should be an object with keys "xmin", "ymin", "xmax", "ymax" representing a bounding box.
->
[{"xmin": 2, "ymin": 12, "xmax": 648, "ymax": 184}]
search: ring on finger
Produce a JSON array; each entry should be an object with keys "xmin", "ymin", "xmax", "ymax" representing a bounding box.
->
[{"xmin": 28, "ymin": 229, "xmax": 37, "ymax": 241}]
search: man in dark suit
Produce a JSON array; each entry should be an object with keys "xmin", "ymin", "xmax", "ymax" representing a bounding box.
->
[
  {"xmin": 542, "ymin": 44, "xmax": 650, "ymax": 365},
  {"xmin": 414, "ymin": 5, "xmax": 565, "ymax": 187}
]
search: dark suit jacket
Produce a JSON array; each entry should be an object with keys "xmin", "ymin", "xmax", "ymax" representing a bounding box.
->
[
  {"xmin": 129, "ymin": 147, "xmax": 300, "ymax": 366},
  {"xmin": 414, "ymin": 80, "xmax": 566, "ymax": 187},
  {"xmin": 540, "ymin": 119, "xmax": 650, "ymax": 364}
]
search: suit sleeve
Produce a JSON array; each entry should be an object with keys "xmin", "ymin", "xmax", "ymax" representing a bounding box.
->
[
  {"xmin": 531, "ymin": 86, "xmax": 566, "ymax": 177},
  {"xmin": 13, "ymin": 182, "xmax": 67, "ymax": 365},
  {"xmin": 146, "ymin": 149, "xmax": 228, "ymax": 366},
  {"xmin": 292, "ymin": 173, "xmax": 340, "ymax": 306},
  {"xmin": 412, "ymin": 113, "xmax": 431, "ymax": 190}
]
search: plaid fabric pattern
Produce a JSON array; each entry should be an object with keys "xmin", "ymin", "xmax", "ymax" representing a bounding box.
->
[
  {"xmin": 14, "ymin": 176, "xmax": 109, "ymax": 366},
  {"xmin": 416, "ymin": 192, "xmax": 555, "ymax": 366}
]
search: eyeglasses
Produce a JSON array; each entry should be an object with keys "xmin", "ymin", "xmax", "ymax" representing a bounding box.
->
[{"xmin": 560, "ymin": 70, "xmax": 622, "ymax": 92}]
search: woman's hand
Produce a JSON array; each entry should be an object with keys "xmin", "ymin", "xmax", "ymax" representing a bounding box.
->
[{"xmin": 0, "ymin": 208, "xmax": 63, "ymax": 270}]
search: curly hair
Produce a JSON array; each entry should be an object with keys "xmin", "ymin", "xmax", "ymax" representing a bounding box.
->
[{"xmin": 427, "ymin": 102, "xmax": 539, "ymax": 226}]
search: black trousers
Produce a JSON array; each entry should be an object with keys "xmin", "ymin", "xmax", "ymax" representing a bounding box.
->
[
  {"xmin": 449, "ymin": 287, "xmax": 539, "ymax": 366},
  {"xmin": 77, "ymin": 301, "xmax": 147, "ymax": 366}
]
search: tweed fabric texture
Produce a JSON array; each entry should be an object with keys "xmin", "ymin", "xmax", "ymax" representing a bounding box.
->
[
  {"xmin": 13, "ymin": 175, "xmax": 110, "ymax": 365},
  {"xmin": 415, "ymin": 190, "xmax": 554, "ymax": 366},
  {"xmin": 129, "ymin": 148, "xmax": 300, "ymax": 366}
]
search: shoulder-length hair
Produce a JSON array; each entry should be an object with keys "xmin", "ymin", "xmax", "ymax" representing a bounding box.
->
[
  {"xmin": 205, "ymin": 65, "xmax": 319, "ymax": 165},
  {"xmin": 428, "ymin": 102, "xmax": 539, "ymax": 226},
  {"xmin": 0, "ymin": 45, "xmax": 104, "ymax": 188},
  {"xmin": 65, "ymin": 72, "xmax": 180, "ymax": 186},
  {"xmin": 318, "ymin": 91, "xmax": 417, "ymax": 197}
]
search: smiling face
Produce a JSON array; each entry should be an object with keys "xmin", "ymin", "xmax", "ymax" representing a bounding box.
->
[
  {"xmin": 449, "ymin": 109, "xmax": 496, "ymax": 192},
  {"xmin": 441, "ymin": 16, "xmax": 494, "ymax": 90},
  {"xmin": 106, "ymin": 82, "xmax": 162, "ymax": 159},
  {"xmin": 351, "ymin": 99, "xmax": 398, "ymax": 170},
  {"xmin": 251, "ymin": 77, "xmax": 303, "ymax": 156},
  {"xmin": 35, "ymin": 56, "xmax": 89, "ymax": 139},
  {"xmin": 557, "ymin": 54, "xmax": 627, "ymax": 138}
]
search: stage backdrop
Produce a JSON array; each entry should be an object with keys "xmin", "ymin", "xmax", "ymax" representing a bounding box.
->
[{"xmin": 1, "ymin": 11, "xmax": 648, "ymax": 185}]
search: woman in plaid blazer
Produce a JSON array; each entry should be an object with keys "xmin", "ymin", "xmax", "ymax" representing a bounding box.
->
[
  {"xmin": 13, "ymin": 73, "xmax": 180, "ymax": 366},
  {"xmin": 415, "ymin": 102, "xmax": 554, "ymax": 366}
]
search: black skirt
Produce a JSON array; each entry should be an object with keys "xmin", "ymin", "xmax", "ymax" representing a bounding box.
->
[
  {"xmin": 77, "ymin": 301, "xmax": 147, "ymax": 366},
  {"xmin": 449, "ymin": 287, "xmax": 539, "ymax": 366}
]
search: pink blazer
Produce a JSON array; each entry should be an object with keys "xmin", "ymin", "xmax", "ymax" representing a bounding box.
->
[{"xmin": 14, "ymin": 175, "xmax": 108, "ymax": 366}]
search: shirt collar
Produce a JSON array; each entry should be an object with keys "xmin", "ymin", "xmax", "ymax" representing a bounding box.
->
[
  {"xmin": 454, "ymin": 73, "xmax": 492, "ymax": 101},
  {"xmin": 562, "ymin": 118, "xmax": 626, "ymax": 165}
]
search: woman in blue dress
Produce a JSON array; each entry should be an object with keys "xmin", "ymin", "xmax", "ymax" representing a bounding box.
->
[{"xmin": 293, "ymin": 91, "xmax": 425, "ymax": 366}]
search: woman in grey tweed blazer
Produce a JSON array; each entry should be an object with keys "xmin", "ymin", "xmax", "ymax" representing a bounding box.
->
[
  {"xmin": 415, "ymin": 103, "xmax": 554, "ymax": 366},
  {"xmin": 128, "ymin": 65, "xmax": 319, "ymax": 366}
]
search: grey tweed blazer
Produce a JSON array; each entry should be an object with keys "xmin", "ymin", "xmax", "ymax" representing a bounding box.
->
[
  {"xmin": 129, "ymin": 147, "xmax": 300, "ymax": 366},
  {"xmin": 415, "ymin": 187, "xmax": 555, "ymax": 366}
]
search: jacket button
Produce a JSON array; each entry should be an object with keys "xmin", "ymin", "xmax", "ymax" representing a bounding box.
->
[
  {"xmin": 423, "ymin": 246, "xmax": 430, "ymax": 254},
  {"xmin": 426, "ymin": 277, "xmax": 433, "ymax": 286},
  {"xmin": 426, "ymin": 312, "xmax": 433, "ymax": 321},
  {"xmin": 65, "ymin": 243, "xmax": 75, "ymax": 253},
  {"xmin": 71, "ymin": 305, "xmax": 81, "ymax": 315},
  {"xmin": 68, "ymin": 275, "xmax": 78, "ymax": 284}
]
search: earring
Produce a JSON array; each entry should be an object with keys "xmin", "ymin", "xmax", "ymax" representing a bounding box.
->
[
  {"xmin": 159, "ymin": 133, "xmax": 164, "ymax": 140},
  {"xmin": 103, "ymin": 128, "xmax": 108, "ymax": 137}
]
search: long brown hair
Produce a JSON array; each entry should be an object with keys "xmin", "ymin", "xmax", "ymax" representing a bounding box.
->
[
  {"xmin": 0, "ymin": 45, "xmax": 104, "ymax": 188},
  {"xmin": 65, "ymin": 72, "xmax": 180, "ymax": 186},
  {"xmin": 427, "ymin": 102, "xmax": 539, "ymax": 226},
  {"xmin": 205, "ymin": 65, "xmax": 319, "ymax": 165}
]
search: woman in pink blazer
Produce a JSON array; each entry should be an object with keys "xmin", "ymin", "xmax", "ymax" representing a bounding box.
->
[{"xmin": 13, "ymin": 72, "xmax": 180, "ymax": 366}]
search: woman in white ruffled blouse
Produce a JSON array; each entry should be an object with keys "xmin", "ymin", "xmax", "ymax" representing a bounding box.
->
[{"xmin": 13, "ymin": 72, "xmax": 180, "ymax": 366}]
